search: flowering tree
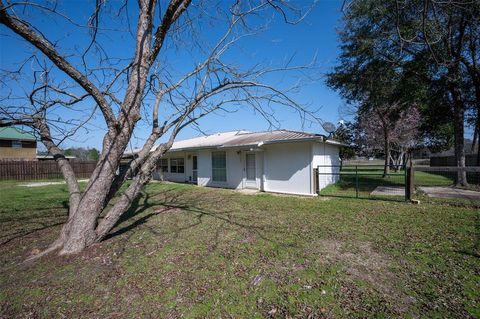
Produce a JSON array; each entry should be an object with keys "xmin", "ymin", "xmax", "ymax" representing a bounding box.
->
[
  {"xmin": 356, "ymin": 104, "xmax": 422, "ymax": 175},
  {"xmin": 389, "ymin": 106, "xmax": 422, "ymax": 167}
]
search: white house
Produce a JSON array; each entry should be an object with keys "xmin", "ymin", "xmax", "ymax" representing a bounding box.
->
[{"xmin": 124, "ymin": 130, "xmax": 342, "ymax": 196}]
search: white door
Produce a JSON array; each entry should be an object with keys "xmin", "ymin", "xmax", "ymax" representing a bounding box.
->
[{"xmin": 245, "ymin": 153, "xmax": 257, "ymax": 188}]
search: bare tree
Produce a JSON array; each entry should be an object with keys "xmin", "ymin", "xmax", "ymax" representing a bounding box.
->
[{"xmin": 0, "ymin": 0, "xmax": 318, "ymax": 257}]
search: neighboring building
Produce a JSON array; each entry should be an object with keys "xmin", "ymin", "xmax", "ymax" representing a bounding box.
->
[
  {"xmin": 0, "ymin": 127, "xmax": 37, "ymax": 160},
  {"xmin": 124, "ymin": 130, "xmax": 342, "ymax": 196}
]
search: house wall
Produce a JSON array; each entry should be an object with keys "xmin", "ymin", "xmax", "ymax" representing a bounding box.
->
[
  {"xmin": 262, "ymin": 142, "xmax": 313, "ymax": 196},
  {"xmin": 197, "ymin": 149, "xmax": 244, "ymax": 189},
  {"xmin": 185, "ymin": 154, "xmax": 194, "ymax": 182},
  {"xmin": 0, "ymin": 140, "xmax": 37, "ymax": 160},
  {"xmin": 151, "ymin": 141, "xmax": 340, "ymax": 196},
  {"xmin": 152, "ymin": 152, "xmax": 188, "ymax": 183},
  {"xmin": 312, "ymin": 143, "xmax": 340, "ymax": 190},
  {"xmin": 255, "ymin": 152, "xmax": 264, "ymax": 191}
]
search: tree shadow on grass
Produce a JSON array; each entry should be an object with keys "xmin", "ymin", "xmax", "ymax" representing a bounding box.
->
[
  {"xmin": 454, "ymin": 210, "xmax": 480, "ymax": 258},
  {"xmin": 103, "ymin": 187, "xmax": 184, "ymax": 240},
  {"xmin": 0, "ymin": 201, "xmax": 70, "ymax": 246},
  {"xmin": 337, "ymin": 175, "xmax": 405, "ymax": 191},
  {"xmin": 104, "ymin": 187, "xmax": 293, "ymax": 251}
]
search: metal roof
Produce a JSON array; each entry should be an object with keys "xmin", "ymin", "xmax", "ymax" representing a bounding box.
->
[
  {"xmin": 0, "ymin": 127, "xmax": 36, "ymax": 141},
  {"xmin": 124, "ymin": 130, "xmax": 342, "ymax": 156},
  {"xmin": 221, "ymin": 130, "xmax": 320, "ymax": 147},
  {"xmin": 168, "ymin": 130, "xmax": 245, "ymax": 150}
]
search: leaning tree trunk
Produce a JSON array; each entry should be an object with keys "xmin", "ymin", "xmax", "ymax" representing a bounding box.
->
[
  {"xmin": 1, "ymin": 0, "xmax": 198, "ymax": 259},
  {"xmin": 57, "ymin": 133, "xmax": 141, "ymax": 254},
  {"xmin": 54, "ymin": 0, "xmax": 157, "ymax": 255}
]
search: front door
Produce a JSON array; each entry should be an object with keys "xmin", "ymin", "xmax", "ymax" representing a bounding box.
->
[
  {"xmin": 192, "ymin": 155, "xmax": 198, "ymax": 183},
  {"xmin": 245, "ymin": 153, "xmax": 257, "ymax": 188}
]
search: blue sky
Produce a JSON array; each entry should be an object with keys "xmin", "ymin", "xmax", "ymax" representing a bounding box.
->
[
  {"xmin": 164, "ymin": 1, "xmax": 346, "ymax": 145},
  {"xmin": 0, "ymin": 1, "xmax": 348, "ymax": 150}
]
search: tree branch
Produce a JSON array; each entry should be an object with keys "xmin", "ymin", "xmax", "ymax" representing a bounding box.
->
[{"xmin": 0, "ymin": 1, "xmax": 117, "ymax": 129}]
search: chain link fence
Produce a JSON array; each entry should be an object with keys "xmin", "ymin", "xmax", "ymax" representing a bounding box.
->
[
  {"xmin": 315, "ymin": 164, "xmax": 480, "ymax": 206},
  {"xmin": 412, "ymin": 166, "xmax": 480, "ymax": 206},
  {"xmin": 316, "ymin": 164, "xmax": 407, "ymax": 201}
]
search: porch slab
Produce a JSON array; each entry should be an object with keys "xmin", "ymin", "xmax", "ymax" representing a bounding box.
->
[
  {"xmin": 370, "ymin": 186, "xmax": 405, "ymax": 196},
  {"xmin": 236, "ymin": 188, "xmax": 260, "ymax": 195}
]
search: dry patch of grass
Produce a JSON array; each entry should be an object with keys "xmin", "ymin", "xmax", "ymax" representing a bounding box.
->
[{"xmin": 312, "ymin": 239, "xmax": 415, "ymax": 313}]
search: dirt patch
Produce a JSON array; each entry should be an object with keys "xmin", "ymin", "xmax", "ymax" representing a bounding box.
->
[{"xmin": 312, "ymin": 239, "xmax": 415, "ymax": 314}]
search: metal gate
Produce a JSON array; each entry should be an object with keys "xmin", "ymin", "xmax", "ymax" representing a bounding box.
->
[{"xmin": 315, "ymin": 164, "xmax": 408, "ymax": 201}]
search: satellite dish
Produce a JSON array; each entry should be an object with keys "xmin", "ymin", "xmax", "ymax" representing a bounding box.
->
[{"xmin": 322, "ymin": 122, "xmax": 336, "ymax": 136}]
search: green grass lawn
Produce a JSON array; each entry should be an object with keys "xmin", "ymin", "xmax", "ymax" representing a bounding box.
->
[{"xmin": 0, "ymin": 181, "xmax": 479, "ymax": 318}]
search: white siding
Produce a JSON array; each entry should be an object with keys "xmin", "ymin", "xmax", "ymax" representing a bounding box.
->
[
  {"xmin": 184, "ymin": 153, "xmax": 194, "ymax": 183},
  {"xmin": 197, "ymin": 149, "xmax": 211, "ymax": 187},
  {"xmin": 312, "ymin": 143, "xmax": 340, "ymax": 190},
  {"xmin": 262, "ymin": 142, "xmax": 313, "ymax": 196},
  {"xmin": 197, "ymin": 149, "xmax": 243, "ymax": 189},
  {"xmin": 152, "ymin": 141, "xmax": 341, "ymax": 196},
  {"xmin": 226, "ymin": 149, "xmax": 243, "ymax": 189},
  {"xmin": 256, "ymin": 152, "xmax": 264, "ymax": 191}
]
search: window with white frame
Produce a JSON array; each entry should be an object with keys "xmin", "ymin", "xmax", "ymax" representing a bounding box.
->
[
  {"xmin": 11, "ymin": 141, "xmax": 22, "ymax": 148},
  {"xmin": 158, "ymin": 158, "xmax": 168, "ymax": 172},
  {"xmin": 170, "ymin": 158, "xmax": 184, "ymax": 173},
  {"xmin": 212, "ymin": 151, "xmax": 226, "ymax": 182}
]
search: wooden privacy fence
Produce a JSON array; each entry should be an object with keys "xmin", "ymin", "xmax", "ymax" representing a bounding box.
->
[
  {"xmin": 0, "ymin": 160, "xmax": 97, "ymax": 180},
  {"xmin": 430, "ymin": 154, "xmax": 479, "ymax": 166}
]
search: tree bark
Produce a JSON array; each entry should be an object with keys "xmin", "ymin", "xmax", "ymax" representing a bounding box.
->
[
  {"xmin": 472, "ymin": 122, "xmax": 478, "ymax": 153},
  {"xmin": 34, "ymin": 0, "xmax": 158, "ymax": 255},
  {"xmin": 383, "ymin": 132, "xmax": 390, "ymax": 177},
  {"xmin": 450, "ymin": 84, "xmax": 468, "ymax": 186},
  {"xmin": 474, "ymin": 115, "xmax": 480, "ymax": 166},
  {"xmin": 391, "ymin": 150, "xmax": 404, "ymax": 172},
  {"xmin": 472, "ymin": 81, "xmax": 480, "ymax": 166}
]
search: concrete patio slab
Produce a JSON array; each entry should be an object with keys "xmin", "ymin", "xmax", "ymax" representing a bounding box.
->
[
  {"xmin": 418, "ymin": 186, "xmax": 480, "ymax": 200},
  {"xmin": 18, "ymin": 179, "xmax": 89, "ymax": 187},
  {"xmin": 371, "ymin": 186, "xmax": 405, "ymax": 196}
]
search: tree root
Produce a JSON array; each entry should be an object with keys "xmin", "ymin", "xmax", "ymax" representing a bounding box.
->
[{"xmin": 23, "ymin": 239, "xmax": 64, "ymax": 264}]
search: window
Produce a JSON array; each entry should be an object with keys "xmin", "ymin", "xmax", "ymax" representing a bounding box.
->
[
  {"xmin": 158, "ymin": 158, "xmax": 168, "ymax": 172},
  {"xmin": 212, "ymin": 151, "xmax": 226, "ymax": 182},
  {"xmin": 11, "ymin": 141, "xmax": 22, "ymax": 148},
  {"xmin": 170, "ymin": 158, "xmax": 185, "ymax": 173}
]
